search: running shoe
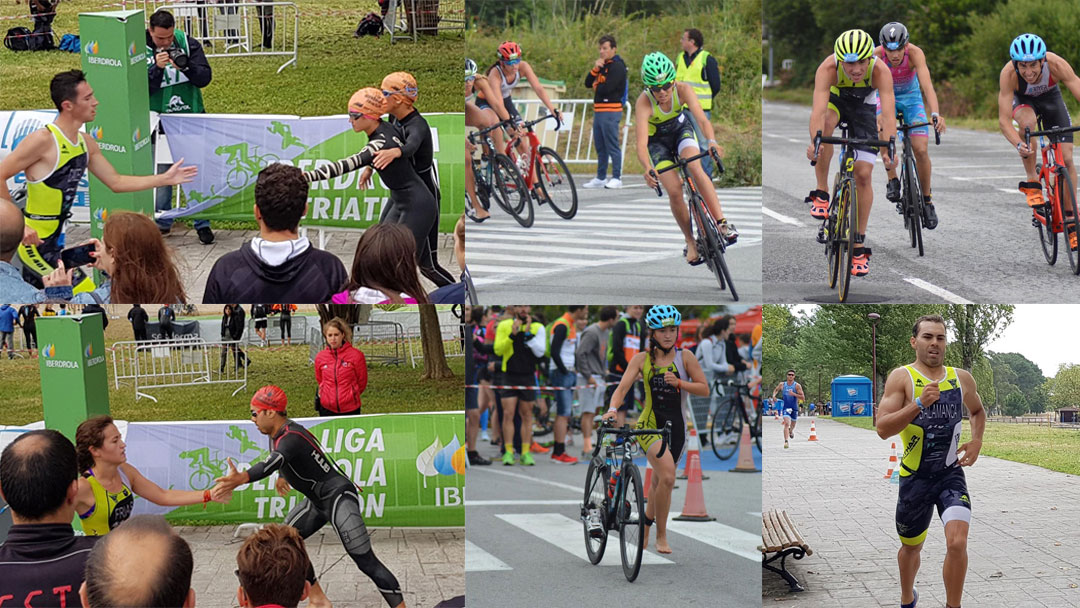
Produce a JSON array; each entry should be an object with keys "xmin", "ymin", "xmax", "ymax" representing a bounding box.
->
[
  {"xmin": 530, "ymin": 441, "xmax": 550, "ymax": 454},
  {"xmin": 502, "ymin": 450, "xmax": 515, "ymax": 466},
  {"xmin": 604, "ymin": 178, "xmax": 623, "ymax": 189},
  {"xmin": 552, "ymin": 453, "xmax": 579, "ymax": 464},
  {"xmin": 521, "ymin": 451, "xmax": 536, "ymax": 466},
  {"xmin": 582, "ymin": 177, "xmax": 607, "ymax": 189}
]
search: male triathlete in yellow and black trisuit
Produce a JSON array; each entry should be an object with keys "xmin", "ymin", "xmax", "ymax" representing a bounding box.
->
[
  {"xmin": 0, "ymin": 70, "xmax": 196, "ymax": 292},
  {"xmin": 876, "ymin": 314, "xmax": 985, "ymax": 608}
]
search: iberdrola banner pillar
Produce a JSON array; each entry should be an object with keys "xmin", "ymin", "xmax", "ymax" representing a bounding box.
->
[
  {"xmin": 37, "ymin": 315, "xmax": 110, "ymax": 442},
  {"xmin": 79, "ymin": 9, "xmax": 153, "ymax": 242}
]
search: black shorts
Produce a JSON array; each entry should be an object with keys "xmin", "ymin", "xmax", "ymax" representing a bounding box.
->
[
  {"xmin": 476, "ymin": 362, "xmax": 493, "ymax": 382},
  {"xmin": 895, "ymin": 466, "xmax": 971, "ymax": 546},
  {"xmin": 465, "ymin": 386, "xmax": 479, "ymax": 410},
  {"xmin": 254, "ymin": 319, "xmax": 267, "ymax": 329},
  {"xmin": 827, "ymin": 88, "xmax": 880, "ymax": 154},
  {"xmin": 648, "ymin": 111, "xmax": 699, "ymax": 171},
  {"xmin": 497, "ymin": 372, "xmax": 537, "ymax": 402},
  {"xmin": 1013, "ymin": 87, "xmax": 1074, "ymax": 143},
  {"xmin": 476, "ymin": 95, "xmax": 522, "ymax": 124}
]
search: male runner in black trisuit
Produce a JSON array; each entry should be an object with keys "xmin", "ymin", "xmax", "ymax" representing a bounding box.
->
[{"xmin": 215, "ymin": 385, "xmax": 405, "ymax": 608}]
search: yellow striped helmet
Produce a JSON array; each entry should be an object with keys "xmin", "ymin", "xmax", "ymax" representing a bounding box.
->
[{"xmin": 834, "ymin": 29, "xmax": 875, "ymax": 63}]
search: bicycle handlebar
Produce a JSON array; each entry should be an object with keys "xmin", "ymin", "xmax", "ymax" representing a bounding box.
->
[
  {"xmin": 811, "ymin": 130, "xmax": 896, "ymax": 167},
  {"xmin": 650, "ymin": 149, "xmax": 725, "ymax": 197},
  {"xmin": 592, "ymin": 420, "xmax": 672, "ymax": 460},
  {"xmin": 522, "ymin": 113, "xmax": 562, "ymax": 132},
  {"xmin": 1024, "ymin": 124, "xmax": 1080, "ymax": 147},
  {"xmin": 897, "ymin": 117, "xmax": 941, "ymax": 146},
  {"xmin": 468, "ymin": 119, "xmax": 516, "ymax": 145}
]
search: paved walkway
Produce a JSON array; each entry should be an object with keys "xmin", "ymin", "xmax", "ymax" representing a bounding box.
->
[
  {"xmin": 67, "ymin": 223, "xmax": 458, "ymax": 303},
  {"xmin": 762, "ymin": 417, "xmax": 1080, "ymax": 607},
  {"xmin": 181, "ymin": 524, "xmax": 464, "ymax": 608}
]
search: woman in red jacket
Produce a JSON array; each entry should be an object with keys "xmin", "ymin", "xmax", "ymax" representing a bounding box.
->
[{"xmin": 314, "ymin": 317, "xmax": 367, "ymax": 415}]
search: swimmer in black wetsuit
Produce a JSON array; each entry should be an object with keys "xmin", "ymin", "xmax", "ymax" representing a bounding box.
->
[
  {"xmin": 215, "ymin": 385, "xmax": 405, "ymax": 608},
  {"xmin": 302, "ymin": 87, "xmax": 447, "ymax": 289}
]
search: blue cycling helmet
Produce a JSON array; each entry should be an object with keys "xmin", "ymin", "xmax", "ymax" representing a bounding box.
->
[
  {"xmin": 645, "ymin": 305, "xmax": 681, "ymax": 329},
  {"xmin": 1010, "ymin": 34, "xmax": 1046, "ymax": 62}
]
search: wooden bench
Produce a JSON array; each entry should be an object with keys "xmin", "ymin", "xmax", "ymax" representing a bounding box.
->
[{"xmin": 760, "ymin": 508, "xmax": 813, "ymax": 592}]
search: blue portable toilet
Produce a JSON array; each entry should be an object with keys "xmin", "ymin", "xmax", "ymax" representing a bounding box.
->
[{"xmin": 831, "ymin": 375, "xmax": 873, "ymax": 417}]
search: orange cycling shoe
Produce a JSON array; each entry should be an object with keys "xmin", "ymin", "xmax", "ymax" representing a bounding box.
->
[
  {"xmin": 805, "ymin": 189, "xmax": 830, "ymax": 219},
  {"xmin": 851, "ymin": 247, "xmax": 872, "ymax": 277},
  {"xmin": 1019, "ymin": 181, "xmax": 1045, "ymax": 207}
]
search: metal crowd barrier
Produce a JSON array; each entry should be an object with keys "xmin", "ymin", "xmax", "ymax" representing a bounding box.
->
[
  {"xmin": 112, "ymin": 336, "xmax": 204, "ymax": 388},
  {"xmin": 307, "ymin": 320, "xmax": 408, "ymax": 366},
  {"xmin": 149, "ymin": 1, "xmax": 299, "ymax": 73},
  {"xmin": 132, "ymin": 339, "xmax": 248, "ymax": 402},
  {"xmin": 406, "ymin": 322, "xmax": 465, "ymax": 367},
  {"xmin": 245, "ymin": 315, "xmax": 310, "ymax": 346},
  {"xmin": 387, "ymin": 0, "xmax": 464, "ymax": 43},
  {"xmin": 511, "ymin": 98, "xmax": 632, "ymax": 175}
]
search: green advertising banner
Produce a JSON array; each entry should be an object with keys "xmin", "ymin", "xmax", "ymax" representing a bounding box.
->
[
  {"xmin": 158, "ymin": 113, "xmax": 465, "ymax": 232},
  {"xmin": 124, "ymin": 413, "xmax": 465, "ymax": 527},
  {"xmin": 37, "ymin": 315, "xmax": 110, "ymax": 442},
  {"xmin": 79, "ymin": 9, "xmax": 154, "ymax": 241}
]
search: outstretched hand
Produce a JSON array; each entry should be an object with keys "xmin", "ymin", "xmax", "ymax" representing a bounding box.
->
[
  {"xmin": 163, "ymin": 158, "xmax": 198, "ymax": 185},
  {"xmin": 209, "ymin": 482, "xmax": 233, "ymax": 503},
  {"xmin": 275, "ymin": 476, "xmax": 291, "ymax": 497},
  {"xmin": 214, "ymin": 457, "xmax": 247, "ymax": 491},
  {"xmin": 372, "ymin": 147, "xmax": 403, "ymax": 170}
]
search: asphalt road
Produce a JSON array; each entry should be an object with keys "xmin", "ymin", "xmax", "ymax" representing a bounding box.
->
[
  {"xmin": 465, "ymin": 427, "xmax": 762, "ymax": 607},
  {"xmin": 468, "ymin": 175, "xmax": 762, "ymax": 304},
  {"xmin": 763, "ymin": 99, "xmax": 1080, "ymax": 303}
]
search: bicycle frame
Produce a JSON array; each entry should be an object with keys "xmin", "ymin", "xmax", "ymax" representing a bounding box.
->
[
  {"xmin": 505, "ymin": 114, "xmax": 560, "ymax": 188},
  {"xmin": 1024, "ymin": 124, "xmax": 1080, "ymax": 235},
  {"xmin": 590, "ymin": 421, "xmax": 672, "ymax": 524}
]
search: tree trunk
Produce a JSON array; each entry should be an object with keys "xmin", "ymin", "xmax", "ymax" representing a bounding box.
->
[{"xmin": 419, "ymin": 304, "xmax": 454, "ymax": 379}]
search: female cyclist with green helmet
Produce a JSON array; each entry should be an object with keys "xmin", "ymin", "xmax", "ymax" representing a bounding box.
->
[
  {"xmin": 635, "ymin": 52, "xmax": 738, "ymax": 267},
  {"xmin": 602, "ymin": 305, "xmax": 709, "ymax": 554}
]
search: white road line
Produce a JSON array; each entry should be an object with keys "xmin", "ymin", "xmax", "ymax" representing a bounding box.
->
[
  {"xmin": 933, "ymin": 164, "xmax": 1020, "ymax": 170},
  {"xmin": 747, "ymin": 512, "xmax": 762, "ymax": 518},
  {"xmin": 947, "ymin": 175, "xmax": 1027, "ymax": 182},
  {"xmin": 665, "ymin": 520, "xmax": 761, "ymax": 562},
  {"xmin": 762, "ymin": 206, "xmax": 804, "ymax": 227},
  {"xmin": 465, "ymin": 540, "xmax": 513, "ymax": 572},
  {"xmin": 467, "ymin": 500, "xmax": 582, "ymax": 506},
  {"xmin": 478, "ymin": 468, "xmax": 582, "ymax": 494},
  {"xmin": 495, "ymin": 513, "xmax": 676, "ymax": 566},
  {"xmin": 903, "ymin": 278, "xmax": 973, "ymax": 304}
]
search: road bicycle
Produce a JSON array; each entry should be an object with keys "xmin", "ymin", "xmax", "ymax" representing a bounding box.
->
[
  {"xmin": 892, "ymin": 111, "xmax": 940, "ymax": 257},
  {"xmin": 651, "ymin": 148, "xmax": 737, "ymax": 300},
  {"xmin": 467, "ymin": 121, "xmax": 533, "ymax": 227},
  {"xmin": 811, "ymin": 125, "xmax": 895, "ymax": 302},
  {"xmin": 581, "ymin": 419, "xmax": 671, "ymax": 582},
  {"xmin": 504, "ymin": 113, "xmax": 578, "ymax": 219},
  {"xmin": 708, "ymin": 379, "xmax": 761, "ymax": 460},
  {"xmin": 1024, "ymin": 122, "xmax": 1080, "ymax": 273}
]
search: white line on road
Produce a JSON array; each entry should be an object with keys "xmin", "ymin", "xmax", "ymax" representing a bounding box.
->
[
  {"xmin": 665, "ymin": 520, "xmax": 761, "ymax": 562},
  {"xmin": 947, "ymin": 175, "xmax": 1027, "ymax": 182},
  {"xmin": 762, "ymin": 206, "xmax": 804, "ymax": 227},
  {"xmin": 903, "ymin": 278, "xmax": 973, "ymax": 304},
  {"xmin": 467, "ymin": 500, "xmax": 582, "ymax": 506},
  {"xmin": 478, "ymin": 468, "xmax": 582, "ymax": 494},
  {"xmin": 495, "ymin": 513, "xmax": 676, "ymax": 567},
  {"xmin": 763, "ymin": 132, "xmax": 804, "ymax": 144},
  {"xmin": 465, "ymin": 540, "xmax": 513, "ymax": 572}
]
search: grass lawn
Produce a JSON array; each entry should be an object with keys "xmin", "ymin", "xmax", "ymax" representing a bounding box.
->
[
  {"xmin": 0, "ymin": 317, "xmax": 464, "ymax": 426},
  {"xmin": 828, "ymin": 415, "xmax": 1080, "ymax": 476},
  {"xmin": 0, "ymin": 0, "xmax": 463, "ymax": 114}
]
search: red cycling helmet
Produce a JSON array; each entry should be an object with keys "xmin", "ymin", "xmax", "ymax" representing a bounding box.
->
[
  {"xmin": 497, "ymin": 41, "xmax": 522, "ymax": 62},
  {"xmin": 252, "ymin": 385, "xmax": 288, "ymax": 412}
]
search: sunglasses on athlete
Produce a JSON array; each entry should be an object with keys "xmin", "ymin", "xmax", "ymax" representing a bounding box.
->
[
  {"xmin": 648, "ymin": 82, "xmax": 674, "ymax": 94},
  {"xmin": 348, "ymin": 111, "xmax": 380, "ymax": 121},
  {"xmin": 502, "ymin": 57, "xmax": 521, "ymax": 65},
  {"xmin": 466, "ymin": 75, "xmax": 476, "ymax": 82},
  {"xmin": 382, "ymin": 86, "xmax": 419, "ymax": 98}
]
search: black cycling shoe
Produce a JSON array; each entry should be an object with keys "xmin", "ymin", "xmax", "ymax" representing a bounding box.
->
[
  {"xmin": 887, "ymin": 177, "xmax": 901, "ymax": 203},
  {"xmin": 197, "ymin": 226, "xmax": 215, "ymax": 245},
  {"xmin": 922, "ymin": 199, "xmax": 938, "ymax": 230}
]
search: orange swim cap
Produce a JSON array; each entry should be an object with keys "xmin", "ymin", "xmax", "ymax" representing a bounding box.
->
[
  {"xmin": 381, "ymin": 72, "xmax": 418, "ymax": 102},
  {"xmin": 348, "ymin": 87, "xmax": 386, "ymax": 117}
]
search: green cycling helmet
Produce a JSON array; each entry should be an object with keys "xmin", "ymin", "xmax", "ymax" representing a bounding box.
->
[
  {"xmin": 834, "ymin": 29, "xmax": 875, "ymax": 63},
  {"xmin": 641, "ymin": 52, "xmax": 676, "ymax": 87}
]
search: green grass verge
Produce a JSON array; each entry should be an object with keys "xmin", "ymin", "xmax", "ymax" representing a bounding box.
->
[
  {"xmin": 0, "ymin": 0, "xmax": 463, "ymax": 114},
  {"xmin": 0, "ymin": 320, "xmax": 463, "ymax": 426},
  {"xmin": 828, "ymin": 416, "xmax": 1080, "ymax": 476}
]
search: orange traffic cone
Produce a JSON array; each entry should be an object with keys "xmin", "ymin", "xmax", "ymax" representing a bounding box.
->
[
  {"xmin": 677, "ymin": 427, "xmax": 709, "ymax": 481},
  {"xmin": 672, "ymin": 451, "xmax": 715, "ymax": 522},
  {"xmin": 732, "ymin": 419, "xmax": 759, "ymax": 473},
  {"xmin": 884, "ymin": 442, "xmax": 898, "ymax": 479},
  {"xmin": 807, "ymin": 420, "xmax": 818, "ymax": 441}
]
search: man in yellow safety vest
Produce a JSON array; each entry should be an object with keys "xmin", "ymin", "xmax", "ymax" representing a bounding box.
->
[{"xmin": 677, "ymin": 28, "xmax": 722, "ymax": 178}]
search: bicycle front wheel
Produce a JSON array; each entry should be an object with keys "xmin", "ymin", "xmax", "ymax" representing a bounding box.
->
[
  {"xmin": 906, "ymin": 158, "xmax": 924, "ymax": 257},
  {"xmin": 1038, "ymin": 173, "xmax": 1058, "ymax": 265},
  {"xmin": 710, "ymin": 402, "xmax": 741, "ymax": 460},
  {"xmin": 1059, "ymin": 169, "xmax": 1080, "ymax": 274},
  {"xmin": 826, "ymin": 186, "xmax": 841, "ymax": 289},
  {"xmin": 493, "ymin": 154, "xmax": 534, "ymax": 228},
  {"xmin": 472, "ymin": 160, "xmax": 491, "ymax": 211},
  {"xmin": 693, "ymin": 195, "xmax": 738, "ymax": 300},
  {"xmin": 837, "ymin": 179, "xmax": 856, "ymax": 303},
  {"xmin": 582, "ymin": 458, "xmax": 609, "ymax": 565},
  {"xmin": 536, "ymin": 147, "xmax": 578, "ymax": 219},
  {"xmin": 618, "ymin": 463, "xmax": 646, "ymax": 582}
]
